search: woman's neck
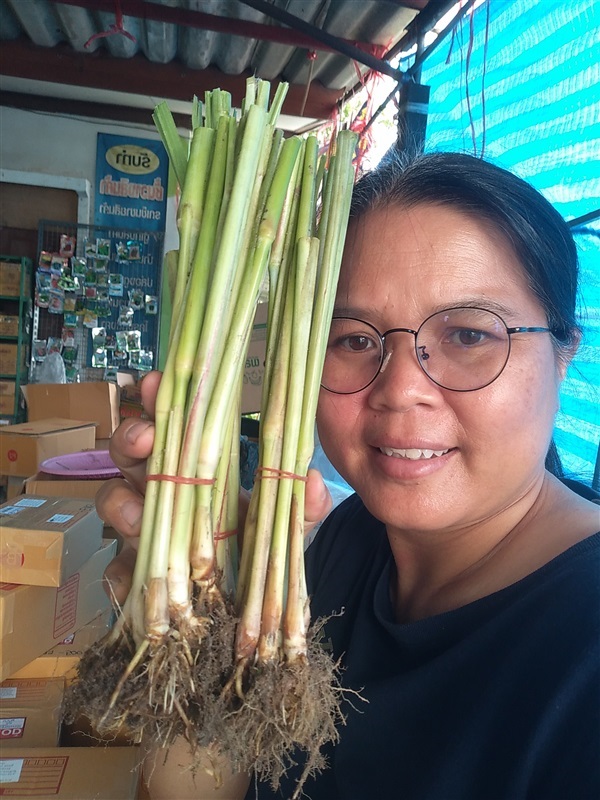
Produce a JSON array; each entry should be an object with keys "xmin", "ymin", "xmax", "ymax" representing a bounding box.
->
[{"xmin": 386, "ymin": 473, "xmax": 598, "ymax": 623}]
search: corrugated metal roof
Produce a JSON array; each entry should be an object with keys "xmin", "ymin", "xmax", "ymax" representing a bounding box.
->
[{"xmin": 0, "ymin": 0, "xmax": 453, "ymax": 124}]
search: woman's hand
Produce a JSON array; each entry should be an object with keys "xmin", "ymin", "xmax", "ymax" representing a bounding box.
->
[{"xmin": 98, "ymin": 370, "xmax": 333, "ymax": 606}]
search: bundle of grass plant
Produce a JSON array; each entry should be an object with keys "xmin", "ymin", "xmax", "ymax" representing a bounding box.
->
[{"xmin": 66, "ymin": 78, "xmax": 357, "ymax": 796}]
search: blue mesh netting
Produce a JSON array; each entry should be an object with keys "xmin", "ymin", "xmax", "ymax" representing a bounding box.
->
[{"xmin": 420, "ymin": 0, "xmax": 600, "ymax": 486}]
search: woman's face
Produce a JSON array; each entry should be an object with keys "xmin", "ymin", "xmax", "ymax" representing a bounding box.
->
[{"xmin": 316, "ymin": 203, "xmax": 566, "ymax": 534}]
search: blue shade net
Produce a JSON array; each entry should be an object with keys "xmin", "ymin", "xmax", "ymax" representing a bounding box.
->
[{"xmin": 419, "ymin": 0, "xmax": 600, "ymax": 486}]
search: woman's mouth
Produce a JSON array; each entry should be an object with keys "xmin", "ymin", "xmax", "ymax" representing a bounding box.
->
[{"xmin": 379, "ymin": 447, "xmax": 451, "ymax": 460}]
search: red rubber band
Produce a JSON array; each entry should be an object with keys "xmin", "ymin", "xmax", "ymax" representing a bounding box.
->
[
  {"xmin": 146, "ymin": 474, "xmax": 215, "ymax": 485},
  {"xmin": 254, "ymin": 467, "xmax": 308, "ymax": 483},
  {"xmin": 214, "ymin": 529, "xmax": 238, "ymax": 541}
]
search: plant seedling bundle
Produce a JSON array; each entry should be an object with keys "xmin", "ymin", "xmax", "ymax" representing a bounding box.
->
[{"xmin": 67, "ymin": 79, "xmax": 357, "ymax": 796}]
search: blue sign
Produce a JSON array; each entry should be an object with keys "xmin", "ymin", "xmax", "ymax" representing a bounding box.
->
[{"xmin": 89, "ymin": 133, "xmax": 169, "ymax": 369}]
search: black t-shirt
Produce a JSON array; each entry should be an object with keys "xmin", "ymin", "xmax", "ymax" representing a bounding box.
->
[{"xmin": 246, "ymin": 493, "xmax": 600, "ymax": 800}]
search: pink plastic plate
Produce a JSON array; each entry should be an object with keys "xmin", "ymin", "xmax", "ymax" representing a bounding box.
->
[{"xmin": 39, "ymin": 450, "xmax": 121, "ymax": 479}]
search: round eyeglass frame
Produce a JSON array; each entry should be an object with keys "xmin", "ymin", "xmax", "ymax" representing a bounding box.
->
[{"xmin": 321, "ymin": 306, "xmax": 553, "ymax": 394}]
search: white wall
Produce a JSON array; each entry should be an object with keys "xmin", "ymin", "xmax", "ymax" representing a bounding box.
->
[
  {"xmin": 1, "ymin": 105, "xmax": 179, "ymax": 247},
  {"xmin": 1, "ymin": 106, "xmax": 163, "ymax": 184}
]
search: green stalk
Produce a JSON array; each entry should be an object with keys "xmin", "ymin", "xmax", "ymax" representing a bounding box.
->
[
  {"xmin": 152, "ymin": 101, "xmax": 188, "ymax": 189},
  {"xmin": 190, "ymin": 136, "xmax": 303, "ymax": 587},
  {"xmin": 257, "ymin": 236, "xmax": 319, "ymax": 663},
  {"xmin": 171, "ymin": 126, "xmax": 215, "ymax": 339},
  {"xmin": 166, "ymin": 115, "xmax": 232, "ymax": 611},
  {"xmin": 283, "ymin": 131, "xmax": 358, "ymax": 660},
  {"xmin": 152, "ymin": 104, "xmax": 268, "ymax": 608}
]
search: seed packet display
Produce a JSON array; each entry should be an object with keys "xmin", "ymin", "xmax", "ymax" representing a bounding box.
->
[
  {"xmin": 118, "ymin": 306, "xmax": 134, "ymax": 328},
  {"xmin": 39, "ymin": 251, "xmax": 53, "ymax": 270},
  {"xmin": 84, "ymin": 238, "xmax": 96, "ymax": 258},
  {"xmin": 109, "ymin": 273, "xmax": 124, "ymax": 296},
  {"xmin": 128, "ymin": 349, "xmax": 141, "ymax": 368},
  {"xmin": 72, "ymin": 256, "xmax": 87, "ymax": 278},
  {"xmin": 33, "ymin": 339, "xmax": 47, "ymax": 361},
  {"xmin": 139, "ymin": 350, "xmax": 153, "ymax": 371},
  {"xmin": 127, "ymin": 330, "xmax": 141, "ymax": 351},
  {"xmin": 97, "ymin": 299, "xmax": 111, "ymax": 319},
  {"xmin": 128, "ymin": 289, "xmax": 144, "ymax": 311},
  {"xmin": 145, "ymin": 295, "xmax": 158, "ymax": 315},
  {"xmin": 48, "ymin": 290, "xmax": 65, "ymax": 315},
  {"xmin": 95, "ymin": 257, "xmax": 109, "ymax": 274},
  {"xmin": 93, "ymin": 347, "xmax": 107, "ymax": 368},
  {"xmin": 96, "ymin": 238, "xmax": 111, "ymax": 258},
  {"xmin": 83, "ymin": 309, "xmax": 98, "ymax": 329},
  {"xmin": 116, "ymin": 240, "xmax": 143, "ymax": 262},
  {"xmin": 63, "ymin": 293, "xmax": 77, "ymax": 313},
  {"xmin": 47, "ymin": 337, "xmax": 62, "ymax": 355},
  {"xmin": 62, "ymin": 345, "xmax": 78, "ymax": 365},
  {"xmin": 59, "ymin": 234, "xmax": 76, "ymax": 257},
  {"xmin": 92, "ymin": 327, "xmax": 107, "ymax": 348}
]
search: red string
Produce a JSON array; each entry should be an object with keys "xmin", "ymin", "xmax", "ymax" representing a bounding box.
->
[
  {"xmin": 146, "ymin": 474, "xmax": 215, "ymax": 485},
  {"xmin": 84, "ymin": 0, "xmax": 136, "ymax": 48},
  {"xmin": 254, "ymin": 467, "xmax": 308, "ymax": 483}
]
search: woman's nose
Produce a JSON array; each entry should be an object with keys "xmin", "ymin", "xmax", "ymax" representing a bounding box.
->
[{"xmin": 368, "ymin": 333, "xmax": 443, "ymax": 410}]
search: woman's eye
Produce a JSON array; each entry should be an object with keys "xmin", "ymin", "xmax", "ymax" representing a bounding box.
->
[
  {"xmin": 341, "ymin": 334, "xmax": 376, "ymax": 353},
  {"xmin": 448, "ymin": 328, "xmax": 489, "ymax": 346}
]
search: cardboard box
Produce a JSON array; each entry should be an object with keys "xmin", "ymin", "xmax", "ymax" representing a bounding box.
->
[
  {"xmin": 0, "ymin": 496, "xmax": 103, "ymax": 587},
  {"xmin": 0, "ymin": 380, "xmax": 16, "ymax": 417},
  {"xmin": 5, "ymin": 476, "xmax": 24, "ymax": 501},
  {"xmin": 0, "ymin": 261, "xmax": 28, "ymax": 297},
  {"xmin": 0, "ymin": 677, "xmax": 64, "ymax": 748},
  {"xmin": 0, "ymin": 418, "xmax": 96, "ymax": 477},
  {"xmin": 0, "ymin": 316, "xmax": 19, "ymax": 337},
  {"xmin": 23, "ymin": 472, "xmax": 113, "ymax": 501},
  {"xmin": 23, "ymin": 382, "xmax": 120, "ymax": 439},
  {"xmin": 0, "ymin": 539, "xmax": 117, "ymax": 681},
  {"xmin": 9, "ymin": 610, "xmax": 113, "ymax": 684},
  {"xmin": 242, "ymin": 302, "xmax": 267, "ymax": 414},
  {"xmin": 0, "ymin": 746, "xmax": 141, "ymax": 799},
  {"xmin": 0, "ymin": 343, "xmax": 20, "ymax": 376}
]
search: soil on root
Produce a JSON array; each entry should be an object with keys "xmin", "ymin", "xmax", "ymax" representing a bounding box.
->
[
  {"xmin": 218, "ymin": 632, "xmax": 345, "ymax": 798},
  {"xmin": 64, "ymin": 618, "xmax": 206, "ymax": 746}
]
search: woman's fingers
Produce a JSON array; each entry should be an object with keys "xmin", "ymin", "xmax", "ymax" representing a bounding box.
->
[
  {"xmin": 96, "ymin": 477, "xmax": 145, "ymax": 542},
  {"xmin": 103, "ymin": 544, "xmax": 138, "ymax": 608},
  {"xmin": 107, "ymin": 370, "xmax": 160, "ymax": 494},
  {"xmin": 108, "ymin": 419, "xmax": 155, "ymax": 495},
  {"xmin": 139, "ymin": 370, "xmax": 161, "ymax": 419},
  {"xmin": 305, "ymin": 468, "xmax": 332, "ymax": 534}
]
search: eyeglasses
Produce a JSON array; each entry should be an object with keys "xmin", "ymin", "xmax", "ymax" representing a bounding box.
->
[{"xmin": 321, "ymin": 306, "xmax": 552, "ymax": 394}]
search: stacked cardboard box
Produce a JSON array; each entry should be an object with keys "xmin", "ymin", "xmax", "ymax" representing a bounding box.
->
[
  {"xmin": 0, "ymin": 419, "xmax": 97, "ymax": 478},
  {"xmin": 0, "ymin": 526, "xmax": 142, "ymax": 797},
  {"xmin": 22, "ymin": 382, "xmax": 120, "ymax": 441}
]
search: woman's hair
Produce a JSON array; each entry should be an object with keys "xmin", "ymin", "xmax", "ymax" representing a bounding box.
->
[
  {"xmin": 350, "ymin": 150, "xmax": 580, "ymax": 349},
  {"xmin": 349, "ymin": 149, "xmax": 581, "ymax": 479}
]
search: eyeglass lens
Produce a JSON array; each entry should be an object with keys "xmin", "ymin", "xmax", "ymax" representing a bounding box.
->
[{"xmin": 322, "ymin": 308, "xmax": 512, "ymax": 393}]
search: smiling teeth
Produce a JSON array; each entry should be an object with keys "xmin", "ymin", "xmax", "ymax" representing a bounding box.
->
[{"xmin": 380, "ymin": 447, "xmax": 450, "ymax": 459}]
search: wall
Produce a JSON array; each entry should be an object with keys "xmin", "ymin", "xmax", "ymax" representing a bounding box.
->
[{"xmin": 0, "ymin": 106, "xmax": 164, "ymax": 204}]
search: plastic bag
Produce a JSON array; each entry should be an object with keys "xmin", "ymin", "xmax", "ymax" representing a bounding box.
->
[{"xmin": 35, "ymin": 351, "xmax": 67, "ymax": 384}]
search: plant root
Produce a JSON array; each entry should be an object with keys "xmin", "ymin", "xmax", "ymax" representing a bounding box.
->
[
  {"xmin": 219, "ymin": 625, "xmax": 345, "ymax": 797},
  {"xmin": 64, "ymin": 615, "xmax": 205, "ymax": 747}
]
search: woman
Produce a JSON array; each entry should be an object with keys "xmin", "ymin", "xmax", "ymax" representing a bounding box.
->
[{"xmin": 99, "ymin": 151, "xmax": 600, "ymax": 799}]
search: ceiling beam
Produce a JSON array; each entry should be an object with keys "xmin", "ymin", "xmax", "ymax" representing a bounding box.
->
[{"xmin": 0, "ymin": 39, "xmax": 344, "ymax": 121}]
